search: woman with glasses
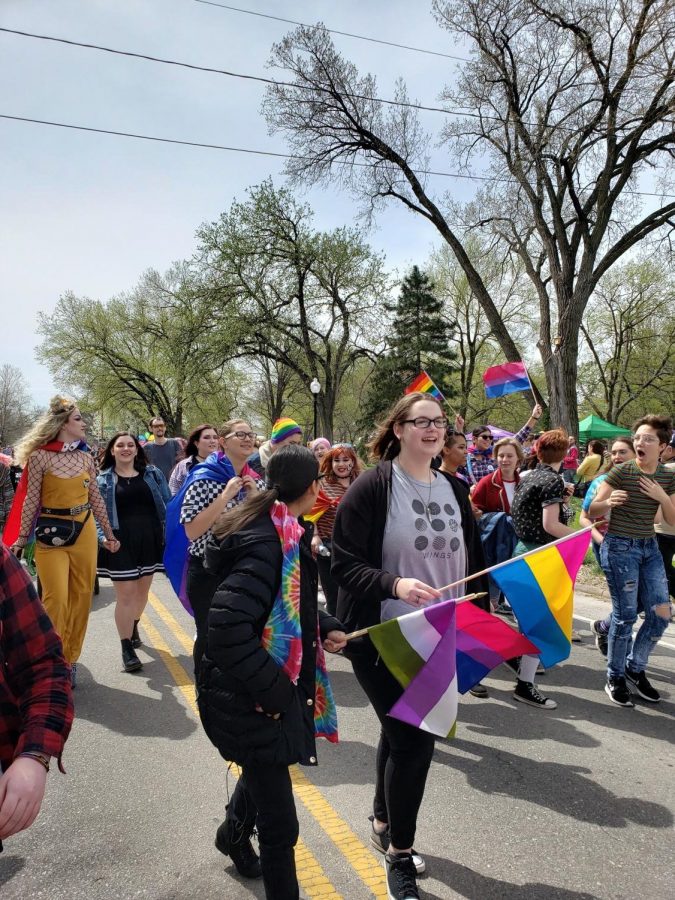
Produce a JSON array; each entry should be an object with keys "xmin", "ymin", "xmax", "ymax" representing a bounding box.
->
[
  {"xmin": 463, "ymin": 403, "xmax": 542, "ymax": 484},
  {"xmin": 332, "ymin": 392, "xmax": 487, "ymax": 900},
  {"xmin": 168, "ymin": 424, "xmax": 219, "ymax": 495},
  {"xmin": 308, "ymin": 444, "xmax": 362, "ymax": 615},
  {"xmin": 178, "ymin": 419, "xmax": 265, "ymax": 675},
  {"xmin": 589, "ymin": 415, "xmax": 675, "ymax": 707}
]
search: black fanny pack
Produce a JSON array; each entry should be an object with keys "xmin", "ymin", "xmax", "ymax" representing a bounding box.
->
[{"xmin": 35, "ymin": 509, "xmax": 91, "ymax": 547}]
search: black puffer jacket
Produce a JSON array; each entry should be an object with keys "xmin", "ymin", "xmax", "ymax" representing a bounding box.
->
[{"xmin": 197, "ymin": 514, "xmax": 341, "ymax": 767}]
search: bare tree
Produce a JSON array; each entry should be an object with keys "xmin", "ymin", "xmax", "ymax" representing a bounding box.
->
[
  {"xmin": 263, "ymin": 1, "xmax": 675, "ymax": 431},
  {"xmin": 0, "ymin": 364, "xmax": 33, "ymax": 446}
]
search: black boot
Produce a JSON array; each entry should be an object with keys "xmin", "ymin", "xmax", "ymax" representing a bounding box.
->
[
  {"xmin": 131, "ymin": 619, "xmax": 141, "ymax": 648},
  {"xmin": 121, "ymin": 638, "xmax": 142, "ymax": 673},
  {"xmin": 215, "ymin": 814, "xmax": 262, "ymax": 879}
]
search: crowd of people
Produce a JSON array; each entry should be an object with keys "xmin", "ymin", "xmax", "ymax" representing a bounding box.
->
[{"xmin": 1, "ymin": 394, "xmax": 673, "ymax": 900}]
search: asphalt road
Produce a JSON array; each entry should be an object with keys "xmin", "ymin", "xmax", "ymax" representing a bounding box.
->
[{"xmin": 1, "ymin": 575, "xmax": 672, "ymax": 900}]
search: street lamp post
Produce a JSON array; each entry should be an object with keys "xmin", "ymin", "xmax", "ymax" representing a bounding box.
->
[{"xmin": 310, "ymin": 378, "xmax": 321, "ymax": 440}]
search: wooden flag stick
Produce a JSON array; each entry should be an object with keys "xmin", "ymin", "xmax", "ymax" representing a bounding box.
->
[{"xmin": 343, "ymin": 592, "xmax": 487, "ymax": 641}]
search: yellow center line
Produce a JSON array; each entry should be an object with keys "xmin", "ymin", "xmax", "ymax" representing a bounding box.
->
[
  {"xmin": 146, "ymin": 590, "xmax": 387, "ymax": 898},
  {"xmin": 141, "ymin": 602, "xmax": 341, "ymax": 900}
]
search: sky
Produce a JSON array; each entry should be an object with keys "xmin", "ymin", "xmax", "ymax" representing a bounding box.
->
[{"xmin": 0, "ymin": 0, "xmax": 477, "ymax": 407}]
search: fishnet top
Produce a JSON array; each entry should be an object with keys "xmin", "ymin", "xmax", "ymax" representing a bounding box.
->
[{"xmin": 16, "ymin": 449, "xmax": 114, "ymax": 545}]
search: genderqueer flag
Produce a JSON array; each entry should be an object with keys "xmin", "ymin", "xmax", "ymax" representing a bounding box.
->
[
  {"xmin": 367, "ymin": 599, "xmax": 539, "ymax": 738},
  {"xmin": 490, "ymin": 529, "xmax": 592, "ymax": 668}
]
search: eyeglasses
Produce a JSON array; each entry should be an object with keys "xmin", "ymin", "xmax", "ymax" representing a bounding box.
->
[
  {"xmin": 631, "ymin": 433, "xmax": 659, "ymax": 444},
  {"xmin": 401, "ymin": 417, "xmax": 449, "ymax": 430},
  {"xmin": 225, "ymin": 431, "xmax": 257, "ymax": 441}
]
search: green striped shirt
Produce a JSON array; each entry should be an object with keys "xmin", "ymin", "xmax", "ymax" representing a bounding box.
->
[{"xmin": 605, "ymin": 460, "xmax": 675, "ymax": 538}]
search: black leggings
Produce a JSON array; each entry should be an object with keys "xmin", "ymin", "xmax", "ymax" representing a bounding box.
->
[
  {"xmin": 229, "ymin": 762, "xmax": 299, "ymax": 900},
  {"xmin": 186, "ymin": 556, "xmax": 219, "ymax": 677},
  {"xmin": 351, "ymin": 652, "xmax": 435, "ymax": 850}
]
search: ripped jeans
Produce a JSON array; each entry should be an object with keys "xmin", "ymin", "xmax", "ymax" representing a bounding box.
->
[{"xmin": 600, "ymin": 534, "xmax": 672, "ymax": 678}]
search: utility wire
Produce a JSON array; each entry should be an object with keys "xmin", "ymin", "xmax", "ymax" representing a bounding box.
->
[
  {"xmin": 192, "ymin": 0, "xmax": 469, "ymax": 62},
  {"xmin": 0, "ymin": 26, "xmax": 473, "ymax": 119},
  {"xmin": 1, "ymin": 113, "xmax": 672, "ymax": 200}
]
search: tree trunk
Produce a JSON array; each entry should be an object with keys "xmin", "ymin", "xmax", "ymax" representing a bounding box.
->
[{"xmin": 543, "ymin": 350, "xmax": 579, "ymax": 436}]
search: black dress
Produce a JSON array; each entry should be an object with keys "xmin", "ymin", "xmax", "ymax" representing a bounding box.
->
[{"xmin": 97, "ymin": 474, "xmax": 164, "ymax": 581}]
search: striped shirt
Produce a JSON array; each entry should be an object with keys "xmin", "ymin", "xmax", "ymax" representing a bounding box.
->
[
  {"xmin": 315, "ymin": 478, "xmax": 349, "ymax": 541},
  {"xmin": 604, "ymin": 460, "xmax": 675, "ymax": 538}
]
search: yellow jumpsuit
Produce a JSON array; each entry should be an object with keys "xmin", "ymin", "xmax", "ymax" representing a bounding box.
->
[{"xmin": 35, "ymin": 470, "xmax": 98, "ymax": 664}]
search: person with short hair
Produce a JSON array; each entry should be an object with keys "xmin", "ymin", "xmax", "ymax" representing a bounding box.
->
[
  {"xmin": 0, "ymin": 541, "xmax": 74, "ymax": 850},
  {"xmin": 462, "ymin": 403, "xmax": 542, "ymax": 483},
  {"xmin": 508, "ymin": 428, "xmax": 576, "ymax": 710},
  {"xmin": 142, "ymin": 416, "xmax": 182, "ymax": 482},
  {"xmin": 589, "ymin": 415, "xmax": 675, "ymax": 706}
]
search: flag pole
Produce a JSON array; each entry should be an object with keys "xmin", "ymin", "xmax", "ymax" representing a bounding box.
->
[
  {"xmin": 523, "ymin": 362, "xmax": 538, "ymax": 408},
  {"xmin": 343, "ymin": 592, "xmax": 487, "ymax": 641},
  {"xmin": 434, "ymin": 524, "xmax": 598, "ymax": 595}
]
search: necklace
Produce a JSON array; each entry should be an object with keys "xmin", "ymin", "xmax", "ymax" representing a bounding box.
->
[
  {"xmin": 116, "ymin": 469, "xmax": 138, "ymax": 485},
  {"xmin": 396, "ymin": 462, "xmax": 434, "ymax": 523}
]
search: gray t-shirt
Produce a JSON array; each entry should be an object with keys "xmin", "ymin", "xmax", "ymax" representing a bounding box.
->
[
  {"xmin": 143, "ymin": 439, "xmax": 180, "ymax": 481},
  {"xmin": 381, "ymin": 462, "xmax": 466, "ymax": 622}
]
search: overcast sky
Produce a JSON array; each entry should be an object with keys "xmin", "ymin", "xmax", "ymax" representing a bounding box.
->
[{"xmin": 0, "ymin": 0, "xmax": 480, "ymax": 407}]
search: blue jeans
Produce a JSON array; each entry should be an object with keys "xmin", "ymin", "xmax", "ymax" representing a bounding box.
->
[{"xmin": 600, "ymin": 534, "xmax": 672, "ymax": 678}]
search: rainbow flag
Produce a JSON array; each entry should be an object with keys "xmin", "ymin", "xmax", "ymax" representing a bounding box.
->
[
  {"xmin": 483, "ymin": 361, "xmax": 530, "ymax": 399},
  {"xmin": 367, "ymin": 599, "xmax": 539, "ymax": 738},
  {"xmin": 405, "ymin": 370, "xmax": 445, "ymax": 402},
  {"xmin": 489, "ymin": 528, "xmax": 592, "ymax": 668}
]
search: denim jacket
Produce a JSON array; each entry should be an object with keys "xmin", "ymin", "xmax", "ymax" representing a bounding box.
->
[{"xmin": 96, "ymin": 466, "xmax": 171, "ymax": 535}]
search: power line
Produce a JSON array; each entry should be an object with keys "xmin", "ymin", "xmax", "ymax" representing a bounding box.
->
[
  {"xmin": 0, "ymin": 26, "xmax": 469, "ymax": 119},
  {"xmin": 192, "ymin": 0, "xmax": 469, "ymax": 62},
  {"xmin": 1, "ymin": 114, "xmax": 672, "ymax": 200}
]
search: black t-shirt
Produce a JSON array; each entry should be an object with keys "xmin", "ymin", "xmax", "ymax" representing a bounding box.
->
[
  {"xmin": 115, "ymin": 474, "xmax": 156, "ymax": 522},
  {"xmin": 511, "ymin": 464, "xmax": 565, "ymax": 545}
]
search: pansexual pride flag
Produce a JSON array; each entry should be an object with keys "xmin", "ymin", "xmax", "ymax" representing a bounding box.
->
[
  {"xmin": 405, "ymin": 370, "xmax": 445, "ymax": 402},
  {"xmin": 483, "ymin": 361, "xmax": 530, "ymax": 399},
  {"xmin": 490, "ymin": 528, "xmax": 592, "ymax": 668},
  {"xmin": 367, "ymin": 599, "xmax": 538, "ymax": 738}
]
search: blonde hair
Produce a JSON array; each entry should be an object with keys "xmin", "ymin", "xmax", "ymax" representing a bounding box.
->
[
  {"xmin": 14, "ymin": 394, "xmax": 78, "ymax": 466},
  {"xmin": 492, "ymin": 437, "xmax": 525, "ymax": 464}
]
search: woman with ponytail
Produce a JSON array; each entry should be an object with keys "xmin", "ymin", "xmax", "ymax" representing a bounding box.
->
[{"xmin": 197, "ymin": 445, "xmax": 346, "ymax": 900}]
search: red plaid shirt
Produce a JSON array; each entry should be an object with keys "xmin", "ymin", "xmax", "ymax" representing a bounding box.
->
[{"xmin": 0, "ymin": 542, "xmax": 73, "ymax": 772}]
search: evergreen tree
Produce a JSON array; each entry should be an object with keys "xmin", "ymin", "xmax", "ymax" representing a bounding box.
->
[{"xmin": 360, "ymin": 266, "xmax": 456, "ymax": 428}]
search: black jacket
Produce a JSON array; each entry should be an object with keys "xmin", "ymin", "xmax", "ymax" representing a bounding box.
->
[
  {"xmin": 331, "ymin": 460, "xmax": 489, "ymax": 660},
  {"xmin": 197, "ymin": 514, "xmax": 341, "ymax": 767}
]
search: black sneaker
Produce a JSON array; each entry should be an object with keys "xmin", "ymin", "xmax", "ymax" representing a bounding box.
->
[
  {"xmin": 592, "ymin": 620, "xmax": 608, "ymax": 657},
  {"xmin": 215, "ymin": 818, "xmax": 262, "ymax": 879},
  {"xmin": 469, "ymin": 682, "xmax": 489, "ymax": 698},
  {"xmin": 504, "ymin": 656, "xmax": 521, "ymax": 675},
  {"xmin": 625, "ymin": 667, "xmax": 660, "ymax": 703},
  {"xmin": 513, "ymin": 679, "xmax": 557, "ymax": 709},
  {"xmin": 369, "ymin": 817, "xmax": 425, "ymax": 874},
  {"xmin": 494, "ymin": 601, "xmax": 514, "ymax": 617},
  {"xmin": 384, "ymin": 852, "xmax": 419, "ymax": 900},
  {"xmin": 605, "ymin": 676, "xmax": 634, "ymax": 707}
]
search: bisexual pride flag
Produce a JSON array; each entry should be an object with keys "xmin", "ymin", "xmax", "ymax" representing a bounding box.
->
[
  {"xmin": 483, "ymin": 361, "xmax": 530, "ymax": 399},
  {"xmin": 490, "ymin": 528, "xmax": 592, "ymax": 668},
  {"xmin": 367, "ymin": 599, "xmax": 538, "ymax": 738},
  {"xmin": 405, "ymin": 370, "xmax": 445, "ymax": 403}
]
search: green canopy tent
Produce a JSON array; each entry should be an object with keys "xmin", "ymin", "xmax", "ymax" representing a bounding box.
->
[{"xmin": 578, "ymin": 415, "xmax": 631, "ymax": 443}]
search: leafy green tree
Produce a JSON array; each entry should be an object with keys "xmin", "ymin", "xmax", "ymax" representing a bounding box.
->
[
  {"xmin": 196, "ymin": 181, "xmax": 387, "ymax": 440},
  {"xmin": 37, "ymin": 263, "xmax": 239, "ymax": 434}
]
